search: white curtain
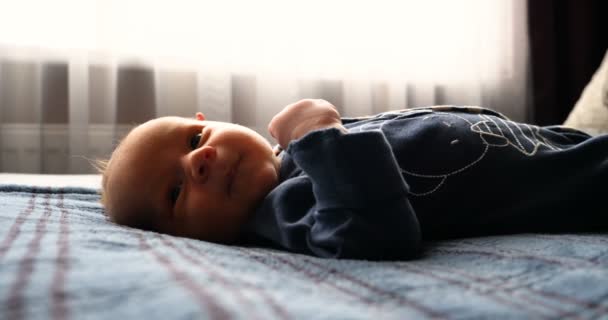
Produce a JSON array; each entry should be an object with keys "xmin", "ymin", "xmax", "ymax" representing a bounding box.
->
[{"xmin": 0, "ymin": 0, "xmax": 529, "ymax": 173}]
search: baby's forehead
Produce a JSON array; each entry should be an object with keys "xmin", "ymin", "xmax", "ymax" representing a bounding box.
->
[
  {"xmin": 105, "ymin": 124, "xmax": 171, "ymax": 223},
  {"xmin": 137, "ymin": 116, "xmax": 191, "ymax": 132},
  {"xmin": 110, "ymin": 115, "xmax": 201, "ymax": 170},
  {"xmin": 123, "ymin": 116, "xmax": 191, "ymax": 142}
]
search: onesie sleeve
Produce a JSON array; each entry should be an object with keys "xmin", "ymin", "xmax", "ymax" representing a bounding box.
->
[{"xmin": 285, "ymin": 127, "xmax": 421, "ymax": 260}]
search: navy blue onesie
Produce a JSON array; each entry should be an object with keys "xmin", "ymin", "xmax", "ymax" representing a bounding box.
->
[{"xmin": 243, "ymin": 106, "xmax": 608, "ymax": 260}]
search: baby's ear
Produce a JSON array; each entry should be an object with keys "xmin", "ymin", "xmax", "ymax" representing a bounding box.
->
[{"xmin": 195, "ymin": 112, "xmax": 206, "ymax": 121}]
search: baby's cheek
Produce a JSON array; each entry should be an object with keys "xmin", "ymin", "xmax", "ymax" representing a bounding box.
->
[{"xmin": 258, "ymin": 163, "xmax": 280, "ymax": 192}]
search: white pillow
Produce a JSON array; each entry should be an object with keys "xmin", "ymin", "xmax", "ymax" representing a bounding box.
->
[{"xmin": 564, "ymin": 50, "xmax": 608, "ymax": 135}]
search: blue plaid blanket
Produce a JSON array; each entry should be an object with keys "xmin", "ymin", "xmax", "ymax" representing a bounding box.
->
[{"xmin": 1, "ymin": 184, "xmax": 608, "ymax": 319}]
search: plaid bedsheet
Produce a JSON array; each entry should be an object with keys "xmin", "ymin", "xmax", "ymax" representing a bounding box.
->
[{"xmin": 1, "ymin": 185, "xmax": 608, "ymax": 319}]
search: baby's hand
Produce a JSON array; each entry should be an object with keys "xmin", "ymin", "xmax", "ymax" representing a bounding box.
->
[{"xmin": 268, "ymin": 99, "xmax": 347, "ymax": 150}]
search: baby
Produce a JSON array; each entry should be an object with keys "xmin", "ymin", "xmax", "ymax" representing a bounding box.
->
[
  {"xmin": 100, "ymin": 99, "xmax": 608, "ymax": 260},
  {"xmin": 101, "ymin": 99, "xmax": 341, "ymax": 242}
]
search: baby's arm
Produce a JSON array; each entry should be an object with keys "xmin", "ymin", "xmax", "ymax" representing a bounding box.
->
[{"xmin": 268, "ymin": 99, "xmax": 421, "ymax": 260}]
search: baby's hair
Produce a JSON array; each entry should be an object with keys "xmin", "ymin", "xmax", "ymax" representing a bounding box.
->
[
  {"xmin": 88, "ymin": 130, "xmax": 130, "ymax": 216},
  {"xmin": 89, "ymin": 128, "xmax": 158, "ymax": 232},
  {"xmin": 90, "ymin": 158, "xmax": 110, "ymax": 207},
  {"xmin": 89, "ymin": 127, "xmax": 136, "ymax": 210}
]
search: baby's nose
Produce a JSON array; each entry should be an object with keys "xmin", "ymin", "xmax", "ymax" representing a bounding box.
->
[{"xmin": 188, "ymin": 146, "xmax": 216, "ymax": 184}]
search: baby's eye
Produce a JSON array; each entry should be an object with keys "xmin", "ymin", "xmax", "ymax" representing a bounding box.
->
[
  {"xmin": 190, "ymin": 133, "xmax": 202, "ymax": 150},
  {"xmin": 170, "ymin": 184, "xmax": 182, "ymax": 205}
]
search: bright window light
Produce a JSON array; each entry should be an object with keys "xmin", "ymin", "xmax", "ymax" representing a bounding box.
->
[{"xmin": 0, "ymin": 0, "xmax": 509, "ymax": 79}]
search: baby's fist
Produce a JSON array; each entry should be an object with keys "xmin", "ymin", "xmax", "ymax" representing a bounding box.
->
[{"xmin": 268, "ymin": 99, "xmax": 346, "ymax": 150}]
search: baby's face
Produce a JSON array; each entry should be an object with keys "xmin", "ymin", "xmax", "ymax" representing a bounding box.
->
[{"xmin": 104, "ymin": 114, "xmax": 280, "ymax": 242}]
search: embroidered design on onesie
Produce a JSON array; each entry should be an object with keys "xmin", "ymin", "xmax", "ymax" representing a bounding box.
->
[{"xmin": 350, "ymin": 106, "xmax": 562, "ymax": 197}]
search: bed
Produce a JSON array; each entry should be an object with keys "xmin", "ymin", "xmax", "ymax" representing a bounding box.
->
[{"xmin": 1, "ymin": 173, "xmax": 608, "ymax": 319}]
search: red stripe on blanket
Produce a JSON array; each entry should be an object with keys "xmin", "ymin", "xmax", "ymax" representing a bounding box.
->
[
  {"xmin": 158, "ymin": 235, "xmax": 261, "ymax": 320},
  {"xmin": 301, "ymin": 256, "xmax": 446, "ymax": 319},
  {"xmin": 51, "ymin": 192, "xmax": 70, "ymax": 320},
  {"xmin": 137, "ymin": 233, "xmax": 231, "ymax": 320},
  {"xmin": 235, "ymin": 248, "xmax": 444, "ymax": 319},
  {"xmin": 7, "ymin": 193, "xmax": 52, "ymax": 320},
  {"xmin": 163, "ymin": 235, "xmax": 290, "ymax": 320},
  {"xmin": 0, "ymin": 192, "xmax": 37, "ymax": 261},
  {"xmin": 396, "ymin": 262, "xmax": 552, "ymax": 317},
  {"xmin": 235, "ymin": 248, "xmax": 375, "ymax": 304},
  {"xmin": 182, "ymin": 242, "xmax": 290, "ymax": 320},
  {"xmin": 430, "ymin": 241, "xmax": 608, "ymax": 317},
  {"xmin": 434, "ymin": 246, "xmax": 597, "ymax": 269},
  {"xmin": 416, "ymin": 261, "xmax": 608, "ymax": 318}
]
